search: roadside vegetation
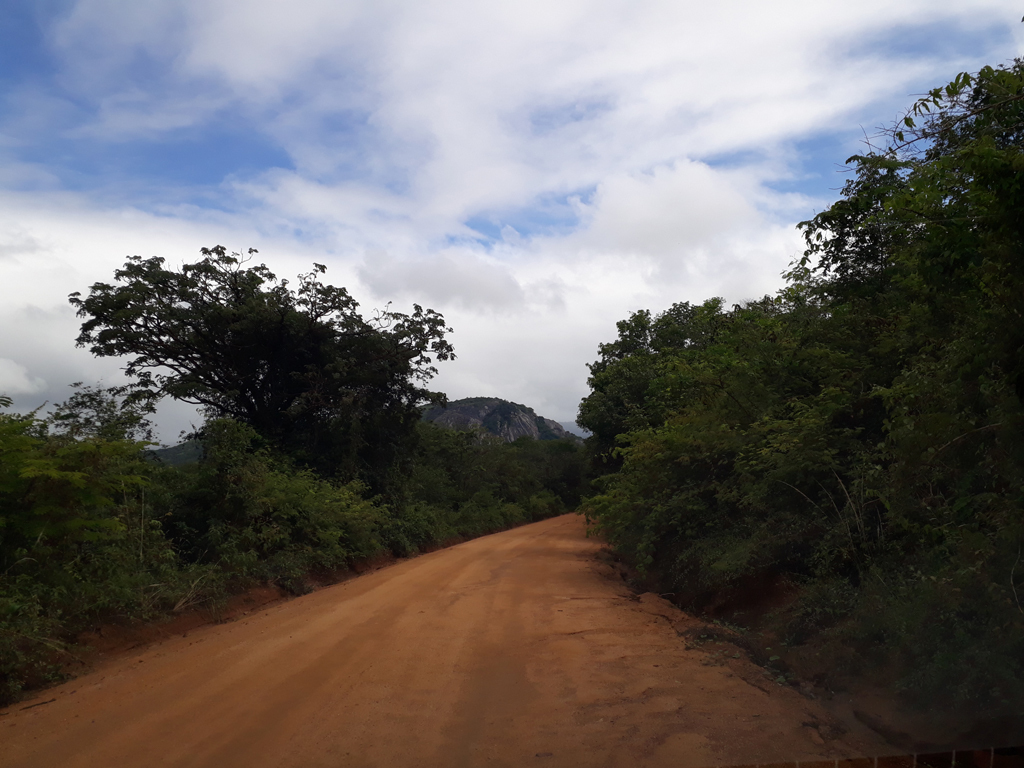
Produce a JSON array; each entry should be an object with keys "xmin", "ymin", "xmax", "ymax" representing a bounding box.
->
[
  {"xmin": 4, "ymin": 61, "xmax": 1021, "ymax": 723},
  {"xmin": 0, "ymin": 252, "xmax": 584, "ymax": 704},
  {"xmin": 578, "ymin": 62, "xmax": 1024, "ymax": 712}
]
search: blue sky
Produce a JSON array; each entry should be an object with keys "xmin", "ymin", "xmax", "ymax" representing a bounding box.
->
[{"xmin": 0, "ymin": 0, "xmax": 1021, "ymax": 439}]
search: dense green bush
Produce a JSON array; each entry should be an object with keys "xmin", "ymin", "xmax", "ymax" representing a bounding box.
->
[
  {"xmin": 379, "ymin": 422, "xmax": 583, "ymax": 553},
  {"xmin": 580, "ymin": 62, "xmax": 1024, "ymax": 709},
  {"xmin": 0, "ymin": 389, "xmax": 585, "ymax": 704},
  {"xmin": 68, "ymin": 248, "xmax": 454, "ymax": 490},
  {"xmin": 0, "ymin": 397, "xmax": 207, "ymax": 702},
  {"xmin": 161, "ymin": 419, "xmax": 384, "ymax": 591}
]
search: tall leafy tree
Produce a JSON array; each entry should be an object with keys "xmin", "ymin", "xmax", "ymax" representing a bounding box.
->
[
  {"xmin": 577, "ymin": 298, "xmax": 727, "ymax": 465},
  {"xmin": 581, "ymin": 61, "xmax": 1024, "ymax": 707},
  {"xmin": 69, "ymin": 246, "xmax": 455, "ymax": 484},
  {"xmin": 45, "ymin": 383, "xmax": 156, "ymax": 443}
]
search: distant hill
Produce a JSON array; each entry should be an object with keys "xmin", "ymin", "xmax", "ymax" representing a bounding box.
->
[
  {"xmin": 151, "ymin": 400, "xmax": 580, "ymax": 460},
  {"xmin": 422, "ymin": 397, "xmax": 579, "ymax": 443},
  {"xmin": 150, "ymin": 440, "xmax": 203, "ymax": 466}
]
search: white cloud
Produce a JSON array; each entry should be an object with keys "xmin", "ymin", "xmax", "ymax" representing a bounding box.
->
[
  {"xmin": 0, "ymin": 0, "xmax": 1020, "ymax": 434},
  {"xmin": 0, "ymin": 358, "xmax": 46, "ymax": 396},
  {"xmin": 0, "ymin": 228, "xmax": 46, "ymax": 262},
  {"xmin": 575, "ymin": 160, "xmax": 760, "ymax": 258},
  {"xmin": 358, "ymin": 248, "xmax": 526, "ymax": 312},
  {"xmin": 0, "ymin": 194, "xmax": 308, "ymax": 433}
]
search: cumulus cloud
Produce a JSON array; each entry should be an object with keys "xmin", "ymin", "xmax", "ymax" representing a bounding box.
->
[
  {"xmin": 575, "ymin": 160, "xmax": 760, "ymax": 258},
  {"xmin": 0, "ymin": 228, "xmax": 46, "ymax": 262},
  {"xmin": 0, "ymin": 194, "xmax": 313, "ymax": 434},
  {"xmin": 0, "ymin": 358, "xmax": 46, "ymax": 396},
  {"xmin": 0, "ymin": 0, "xmax": 1019, "ymax": 435},
  {"xmin": 358, "ymin": 249, "xmax": 526, "ymax": 312}
]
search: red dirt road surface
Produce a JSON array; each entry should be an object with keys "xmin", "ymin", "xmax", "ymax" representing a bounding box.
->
[{"xmin": 0, "ymin": 514, "xmax": 889, "ymax": 768}]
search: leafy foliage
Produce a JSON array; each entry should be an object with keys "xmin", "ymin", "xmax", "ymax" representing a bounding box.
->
[
  {"xmin": 389, "ymin": 422, "xmax": 584, "ymax": 551},
  {"xmin": 577, "ymin": 299, "xmax": 726, "ymax": 470},
  {"xmin": 580, "ymin": 61, "xmax": 1024, "ymax": 708},
  {"xmin": 45, "ymin": 383, "xmax": 157, "ymax": 443},
  {"xmin": 69, "ymin": 246, "xmax": 454, "ymax": 485},
  {"xmin": 1, "ymin": 237, "xmax": 590, "ymax": 703},
  {"xmin": 0, "ymin": 397, "xmax": 188, "ymax": 703},
  {"xmin": 159, "ymin": 419, "xmax": 384, "ymax": 592},
  {"xmin": 0, "ymin": 389, "xmax": 584, "ymax": 704}
]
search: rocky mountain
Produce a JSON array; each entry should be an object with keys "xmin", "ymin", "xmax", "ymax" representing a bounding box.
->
[{"xmin": 422, "ymin": 397, "xmax": 579, "ymax": 443}]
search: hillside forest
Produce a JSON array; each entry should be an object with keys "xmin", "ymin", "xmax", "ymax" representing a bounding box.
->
[{"xmin": 1, "ymin": 61, "xmax": 1022, "ymax": 719}]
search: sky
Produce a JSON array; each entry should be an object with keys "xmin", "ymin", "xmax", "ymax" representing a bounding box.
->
[{"xmin": 0, "ymin": 0, "xmax": 1021, "ymax": 442}]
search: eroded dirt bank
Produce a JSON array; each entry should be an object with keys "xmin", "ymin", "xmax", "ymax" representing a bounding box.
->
[{"xmin": 0, "ymin": 515, "xmax": 891, "ymax": 768}]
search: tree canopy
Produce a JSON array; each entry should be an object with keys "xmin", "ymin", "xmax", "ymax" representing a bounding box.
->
[
  {"xmin": 69, "ymin": 246, "xmax": 455, "ymax": 483},
  {"xmin": 579, "ymin": 60, "xmax": 1024, "ymax": 708}
]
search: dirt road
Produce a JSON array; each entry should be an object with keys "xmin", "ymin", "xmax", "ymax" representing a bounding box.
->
[{"xmin": 0, "ymin": 515, "xmax": 889, "ymax": 768}]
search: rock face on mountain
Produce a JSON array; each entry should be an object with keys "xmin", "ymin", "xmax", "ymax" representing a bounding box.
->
[{"xmin": 422, "ymin": 397, "xmax": 577, "ymax": 443}]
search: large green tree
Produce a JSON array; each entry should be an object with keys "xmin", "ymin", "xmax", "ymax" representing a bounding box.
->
[
  {"xmin": 577, "ymin": 298, "xmax": 727, "ymax": 467},
  {"xmin": 69, "ymin": 246, "xmax": 455, "ymax": 484},
  {"xmin": 580, "ymin": 61, "xmax": 1024, "ymax": 707}
]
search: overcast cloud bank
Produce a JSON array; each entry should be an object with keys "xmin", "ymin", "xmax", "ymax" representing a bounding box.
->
[{"xmin": 1, "ymin": 1, "xmax": 1021, "ymax": 440}]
